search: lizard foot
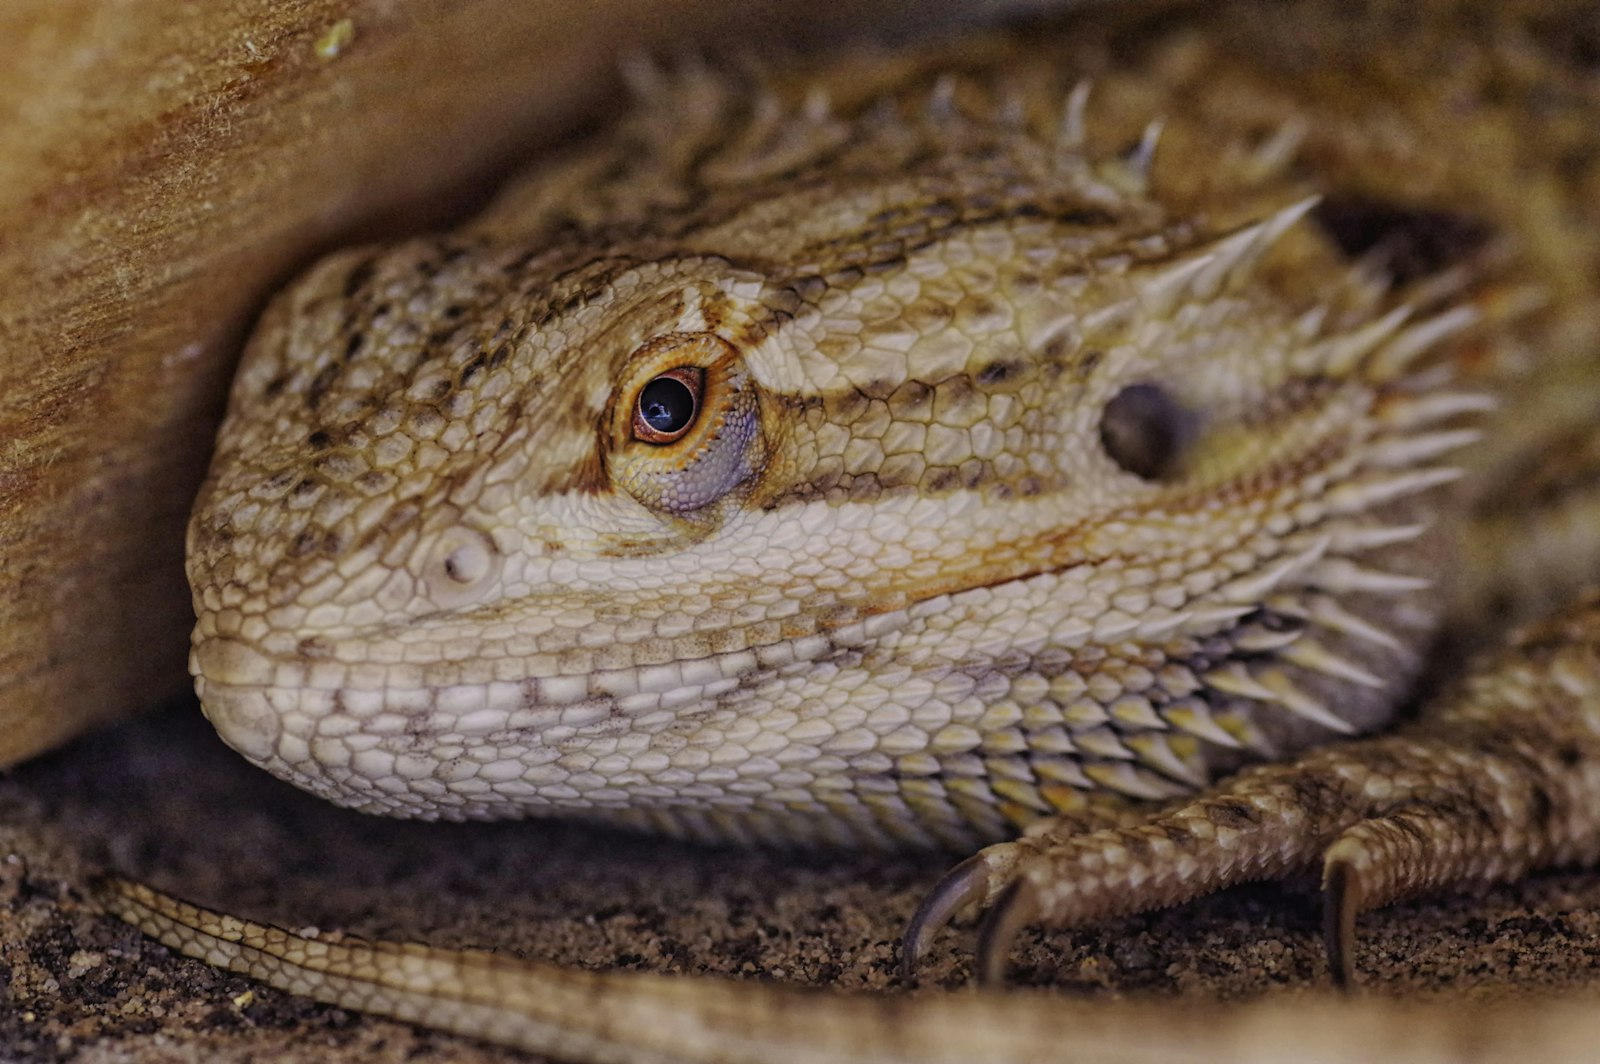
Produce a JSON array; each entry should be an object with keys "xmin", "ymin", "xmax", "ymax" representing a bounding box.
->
[
  {"xmin": 900, "ymin": 796, "xmax": 1175, "ymax": 983},
  {"xmin": 904, "ymin": 594, "xmax": 1600, "ymax": 987}
]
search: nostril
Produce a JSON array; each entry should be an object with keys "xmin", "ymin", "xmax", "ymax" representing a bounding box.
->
[
  {"xmin": 422, "ymin": 524, "xmax": 501, "ymax": 605},
  {"xmin": 443, "ymin": 538, "xmax": 492, "ymax": 585}
]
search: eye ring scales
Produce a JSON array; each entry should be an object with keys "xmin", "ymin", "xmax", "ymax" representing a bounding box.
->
[{"xmin": 632, "ymin": 366, "xmax": 705, "ymax": 444}]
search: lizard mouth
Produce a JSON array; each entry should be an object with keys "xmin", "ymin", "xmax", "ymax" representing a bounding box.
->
[
  {"xmin": 191, "ymin": 633, "xmax": 300, "ymax": 768},
  {"xmin": 190, "ymin": 638, "xmax": 282, "ymax": 763}
]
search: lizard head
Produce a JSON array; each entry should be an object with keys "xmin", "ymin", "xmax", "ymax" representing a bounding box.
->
[{"xmin": 188, "ymin": 83, "xmax": 1484, "ymax": 846}]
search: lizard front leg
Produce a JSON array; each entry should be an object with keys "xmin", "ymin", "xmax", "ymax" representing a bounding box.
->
[{"xmin": 906, "ymin": 589, "xmax": 1600, "ymax": 986}]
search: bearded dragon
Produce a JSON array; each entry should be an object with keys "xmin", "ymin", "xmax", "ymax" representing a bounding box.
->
[{"xmin": 101, "ymin": 0, "xmax": 1600, "ymax": 1060}]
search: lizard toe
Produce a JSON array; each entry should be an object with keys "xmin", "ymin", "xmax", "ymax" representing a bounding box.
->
[
  {"xmin": 901, "ymin": 852, "xmax": 993, "ymax": 982},
  {"xmin": 1321, "ymin": 798, "xmax": 1523, "ymax": 988},
  {"xmin": 904, "ymin": 791, "xmax": 1319, "ymax": 986},
  {"xmin": 904, "ymin": 791, "xmax": 1188, "ymax": 980},
  {"xmin": 902, "ymin": 836, "xmax": 1056, "ymax": 983},
  {"xmin": 975, "ymin": 878, "xmax": 1042, "ymax": 986}
]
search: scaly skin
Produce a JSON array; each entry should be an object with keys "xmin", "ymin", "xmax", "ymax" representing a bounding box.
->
[{"xmin": 108, "ymin": 0, "xmax": 1600, "ymax": 1060}]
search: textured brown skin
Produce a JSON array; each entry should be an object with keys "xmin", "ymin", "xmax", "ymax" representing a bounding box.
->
[
  {"xmin": 0, "ymin": 0, "xmax": 1005, "ymax": 770},
  {"xmin": 900, "ymin": 0, "xmax": 1600, "ymax": 982},
  {"xmin": 84, "ymin": 0, "xmax": 1600, "ymax": 1061}
]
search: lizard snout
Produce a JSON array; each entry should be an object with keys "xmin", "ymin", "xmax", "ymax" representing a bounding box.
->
[{"xmin": 190, "ymin": 637, "xmax": 281, "ymax": 761}]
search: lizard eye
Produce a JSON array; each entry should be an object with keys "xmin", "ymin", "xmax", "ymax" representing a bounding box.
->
[
  {"xmin": 610, "ymin": 332, "xmax": 765, "ymax": 514},
  {"xmin": 1100, "ymin": 382, "xmax": 1195, "ymax": 481},
  {"xmin": 632, "ymin": 367, "xmax": 704, "ymax": 444}
]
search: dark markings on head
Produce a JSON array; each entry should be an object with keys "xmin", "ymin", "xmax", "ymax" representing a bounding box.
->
[
  {"xmin": 341, "ymin": 258, "xmax": 376, "ymax": 300},
  {"xmin": 1046, "ymin": 346, "xmax": 1094, "ymax": 382},
  {"xmin": 977, "ymin": 358, "xmax": 1023, "ymax": 386},
  {"xmin": 801, "ymin": 202, "xmax": 1124, "ymax": 289},
  {"xmin": 306, "ymin": 363, "xmax": 340, "ymax": 411},
  {"xmin": 522, "ymin": 254, "xmax": 648, "ymax": 330},
  {"xmin": 765, "ymin": 366, "xmax": 1059, "ymax": 507},
  {"xmin": 428, "ymin": 322, "xmax": 464, "ymax": 347},
  {"xmin": 290, "ymin": 528, "xmax": 342, "ymax": 559}
]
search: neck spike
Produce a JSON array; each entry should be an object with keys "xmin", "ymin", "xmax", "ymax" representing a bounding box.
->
[{"xmin": 1136, "ymin": 196, "xmax": 1322, "ymax": 317}]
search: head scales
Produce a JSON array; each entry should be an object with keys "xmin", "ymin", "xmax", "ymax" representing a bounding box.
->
[{"xmin": 187, "ymin": 59, "xmax": 1486, "ymax": 848}]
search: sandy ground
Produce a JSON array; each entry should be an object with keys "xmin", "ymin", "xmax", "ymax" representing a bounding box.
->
[{"xmin": 2, "ymin": 699, "xmax": 1600, "ymax": 1063}]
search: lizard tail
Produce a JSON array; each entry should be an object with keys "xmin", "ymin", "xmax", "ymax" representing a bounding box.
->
[
  {"xmin": 96, "ymin": 874, "xmax": 1164, "ymax": 1064},
  {"xmin": 95, "ymin": 875, "xmax": 1600, "ymax": 1064}
]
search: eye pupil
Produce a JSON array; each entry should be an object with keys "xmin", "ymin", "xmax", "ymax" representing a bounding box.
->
[
  {"xmin": 641, "ymin": 378, "xmax": 693, "ymax": 431},
  {"xmin": 633, "ymin": 370, "xmax": 702, "ymax": 443}
]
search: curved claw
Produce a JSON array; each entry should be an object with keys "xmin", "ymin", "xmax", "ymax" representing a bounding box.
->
[
  {"xmin": 1322, "ymin": 852, "xmax": 1361, "ymax": 989},
  {"xmin": 975, "ymin": 878, "xmax": 1040, "ymax": 987},
  {"xmin": 900, "ymin": 853, "xmax": 992, "ymax": 984}
]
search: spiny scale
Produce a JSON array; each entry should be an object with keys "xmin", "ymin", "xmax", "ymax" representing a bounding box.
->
[
  {"xmin": 1316, "ymin": 306, "xmax": 1414, "ymax": 377},
  {"xmin": 1134, "ymin": 196, "xmax": 1320, "ymax": 315}
]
